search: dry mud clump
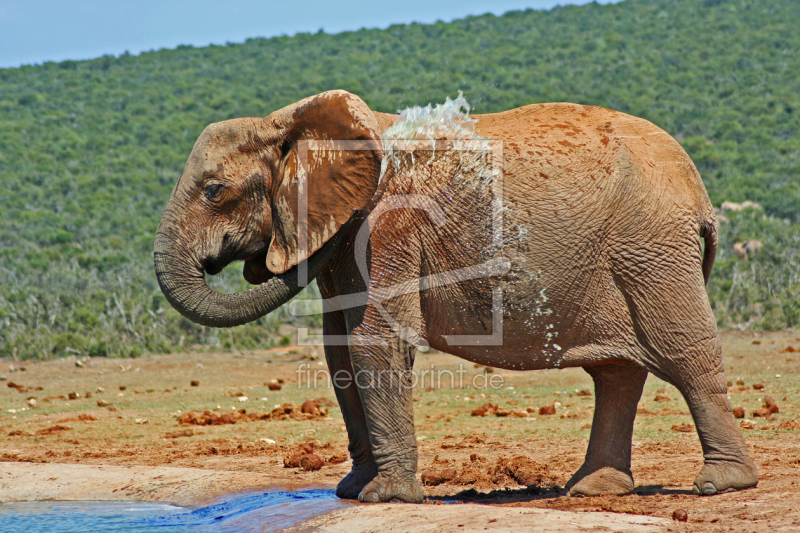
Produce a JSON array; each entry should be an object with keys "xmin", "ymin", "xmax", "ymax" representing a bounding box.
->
[
  {"xmin": 283, "ymin": 443, "xmax": 347, "ymax": 471},
  {"xmin": 177, "ymin": 400, "xmax": 331, "ymax": 426},
  {"xmin": 421, "ymin": 455, "xmax": 560, "ymax": 489}
]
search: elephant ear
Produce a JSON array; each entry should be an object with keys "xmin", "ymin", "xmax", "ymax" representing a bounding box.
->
[{"xmin": 266, "ymin": 91, "xmax": 382, "ymax": 274}]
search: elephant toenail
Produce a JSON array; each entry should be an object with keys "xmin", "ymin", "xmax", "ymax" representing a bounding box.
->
[
  {"xmin": 702, "ymin": 482, "xmax": 718, "ymax": 495},
  {"xmin": 360, "ymin": 491, "xmax": 380, "ymax": 503}
]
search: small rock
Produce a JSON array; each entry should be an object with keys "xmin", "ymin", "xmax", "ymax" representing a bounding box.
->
[
  {"xmin": 84, "ymin": 392, "xmax": 92, "ymax": 398},
  {"xmin": 260, "ymin": 438, "xmax": 277, "ymax": 445},
  {"xmin": 471, "ymin": 403, "xmax": 497, "ymax": 417},
  {"xmin": 75, "ymin": 360, "xmax": 84, "ymax": 368},
  {"xmin": 752, "ymin": 407, "xmax": 771, "ymax": 418},
  {"xmin": 190, "ymin": 380, "xmax": 200, "ymax": 387},
  {"xmin": 732, "ymin": 406, "xmax": 745, "ymax": 418},
  {"xmin": 752, "ymin": 383, "xmax": 765, "ymax": 390},
  {"xmin": 96, "ymin": 399, "xmax": 110, "ymax": 407},
  {"xmin": 440, "ymin": 468, "xmax": 457, "ymax": 482},
  {"xmin": 119, "ymin": 386, "xmax": 126, "ymax": 391},
  {"xmin": 752, "ymin": 340, "xmax": 761, "ymax": 345},
  {"xmin": 764, "ymin": 397, "xmax": 779, "ymax": 414},
  {"xmin": 672, "ymin": 509, "xmax": 688, "ymax": 522},
  {"xmin": 68, "ymin": 392, "xmax": 79, "ymax": 400},
  {"xmin": 421, "ymin": 469, "xmax": 444, "ymax": 486},
  {"xmin": 268, "ymin": 383, "xmax": 282, "ymax": 391},
  {"xmin": 736, "ymin": 379, "xmax": 745, "ymax": 386},
  {"xmin": 539, "ymin": 405, "xmax": 556, "ymax": 416},
  {"xmin": 301, "ymin": 400, "xmax": 320, "ymax": 415},
  {"xmin": 96, "ymin": 387, "xmax": 104, "ymax": 393},
  {"xmin": 284, "ymin": 452, "xmax": 304, "ymax": 468},
  {"xmin": 300, "ymin": 454, "xmax": 324, "ymax": 471},
  {"xmin": 135, "ymin": 418, "xmax": 149, "ymax": 424}
]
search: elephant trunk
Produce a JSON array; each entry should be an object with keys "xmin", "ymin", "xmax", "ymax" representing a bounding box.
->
[{"xmin": 153, "ymin": 212, "xmax": 342, "ymax": 328}]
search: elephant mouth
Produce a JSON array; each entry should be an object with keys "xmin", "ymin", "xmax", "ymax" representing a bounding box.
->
[
  {"xmin": 203, "ymin": 244, "xmax": 274, "ymax": 286},
  {"xmin": 243, "ymin": 250, "xmax": 274, "ymax": 285}
]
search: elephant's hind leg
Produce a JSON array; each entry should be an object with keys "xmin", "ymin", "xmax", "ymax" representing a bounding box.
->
[
  {"xmin": 615, "ymin": 262, "xmax": 758, "ymax": 495},
  {"xmin": 658, "ymin": 336, "xmax": 758, "ymax": 495},
  {"xmin": 566, "ymin": 363, "xmax": 648, "ymax": 497}
]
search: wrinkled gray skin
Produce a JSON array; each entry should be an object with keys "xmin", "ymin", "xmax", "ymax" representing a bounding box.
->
[{"xmin": 155, "ymin": 91, "xmax": 758, "ymax": 503}]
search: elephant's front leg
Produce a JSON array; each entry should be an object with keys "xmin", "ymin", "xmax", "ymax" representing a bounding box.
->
[
  {"xmin": 347, "ymin": 316, "xmax": 424, "ymax": 503},
  {"xmin": 323, "ymin": 310, "xmax": 378, "ymax": 499}
]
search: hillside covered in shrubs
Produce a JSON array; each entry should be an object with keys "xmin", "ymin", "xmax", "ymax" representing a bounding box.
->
[{"xmin": 1, "ymin": 0, "xmax": 798, "ymax": 359}]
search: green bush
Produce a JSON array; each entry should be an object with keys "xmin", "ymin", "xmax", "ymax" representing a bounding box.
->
[{"xmin": 1, "ymin": 0, "xmax": 799, "ymax": 359}]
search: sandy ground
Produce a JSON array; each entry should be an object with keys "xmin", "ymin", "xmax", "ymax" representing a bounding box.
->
[
  {"xmin": 2, "ymin": 329, "xmax": 800, "ymax": 531},
  {"xmin": 0, "ymin": 462, "xmax": 304, "ymax": 506}
]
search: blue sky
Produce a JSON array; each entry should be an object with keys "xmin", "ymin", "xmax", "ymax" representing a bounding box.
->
[{"xmin": 0, "ymin": 1, "xmax": 615, "ymax": 68}]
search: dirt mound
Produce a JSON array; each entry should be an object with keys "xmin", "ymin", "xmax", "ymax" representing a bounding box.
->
[
  {"xmin": 163, "ymin": 429, "xmax": 194, "ymax": 439},
  {"xmin": 6, "ymin": 382, "xmax": 42, "ymax": 394},
  {"xmin": 177, "ymin": 402, "xmax": 330, "ymax": 426},
  {"xmin": 35, "ymin": 425, "xmax": 71, "ymax": 435},
  {"xmin": 421, "ymin": 455, "xmax": 559, "ymax": 489},
  {"xmin": 761, "ymin": 419, "xmax": 800, "ymax": 431},
  {"xmin": 470, "ymin": 403, "xmax": 529, "ymax": 418},
  {"xmin": 283, "ymin": 443, "xmax": 348, "ymax": 471},
  {"xmin": 56, "ymin": 414, "xmax": 97, "ymax": 423}
]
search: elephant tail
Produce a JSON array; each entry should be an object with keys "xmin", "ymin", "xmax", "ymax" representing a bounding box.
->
[{"xmin": 699, "ymin": 217, "xmax": 717, "ymax": 287}]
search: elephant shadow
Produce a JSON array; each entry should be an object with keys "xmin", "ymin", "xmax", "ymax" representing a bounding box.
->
[{"xmin": 429, "ymin": 484, "xmax": 691, "ymax": 504}]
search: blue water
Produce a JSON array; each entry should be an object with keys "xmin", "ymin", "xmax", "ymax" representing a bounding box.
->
[{"xmin": 0, "ymin": 489, "xmax": 343, "ymax": 533}]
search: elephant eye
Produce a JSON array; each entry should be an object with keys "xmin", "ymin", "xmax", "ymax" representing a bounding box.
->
[{"xmin": 205, "ymin": 183, "xmax": 225, "ymax": 201}]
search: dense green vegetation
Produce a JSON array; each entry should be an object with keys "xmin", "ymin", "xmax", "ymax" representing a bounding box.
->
[{"xmin": 1, "ymin": 0, "xmax": 798, "ymax": 360}]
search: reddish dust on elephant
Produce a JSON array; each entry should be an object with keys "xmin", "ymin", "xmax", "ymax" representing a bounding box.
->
[{"xmin": 154, "ymin": 91, "xmax": 757, "ymax": 503}]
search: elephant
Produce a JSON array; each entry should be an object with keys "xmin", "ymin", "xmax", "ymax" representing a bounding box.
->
[{"xmin": 154, "ymin": 90, "xmax": 758, "ymax": 503}]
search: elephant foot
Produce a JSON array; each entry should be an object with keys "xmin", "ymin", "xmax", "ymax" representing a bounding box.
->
[
  {"xmin": 358, "ymin": 473, "xmax": 424, "ymax": 503},
  {"xmin": 692, "ymin": 461, "xmax": 758, "ymax": 495},
  {"xmin": 336, "ymin": 465, "xmax": 378, "ymax": 500},
  {"xmin": 566, "ymin": 466, "xmax": 634, "ymax": 497}
]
